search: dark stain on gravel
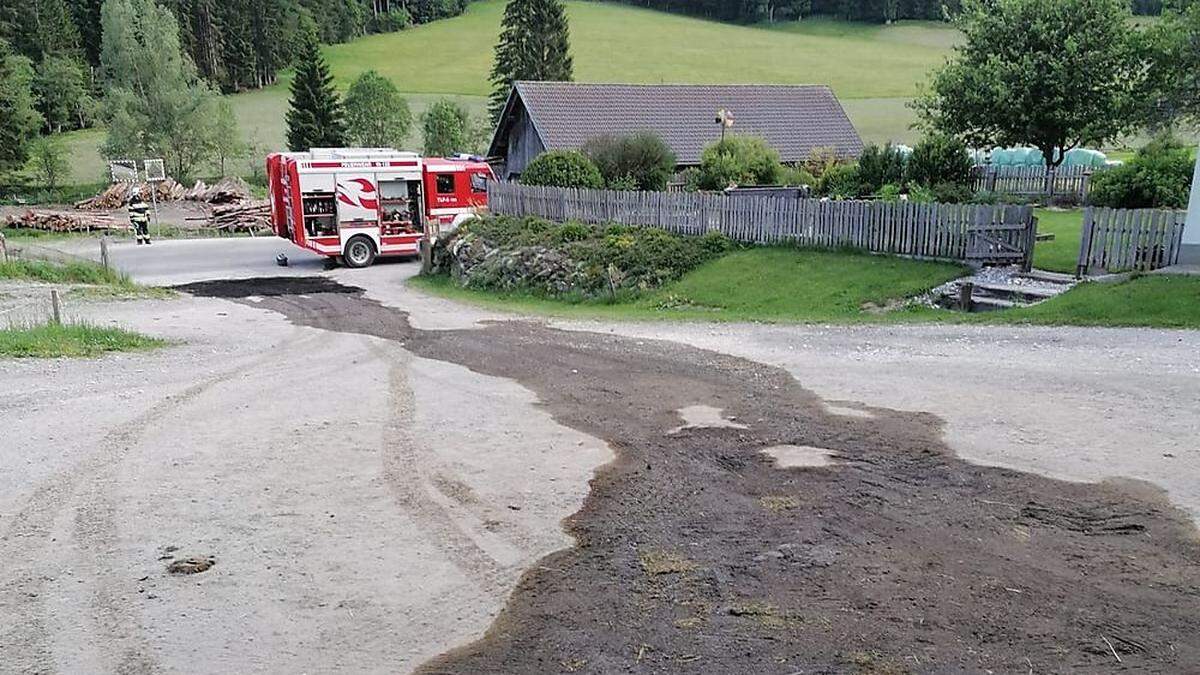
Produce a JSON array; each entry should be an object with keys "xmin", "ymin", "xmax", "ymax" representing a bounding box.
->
[{"xmin": 180, "ymin": 277, "xmax": 1200, "ymax": 673}]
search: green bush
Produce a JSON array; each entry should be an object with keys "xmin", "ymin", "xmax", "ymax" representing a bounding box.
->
[
  {"xmin": 679, "ymin": 167, "xmax": 702, "ymax": 192},
  {"xmin": 929, "ymin": 181, "xmax": 976, "ymax": 204},
  {"xmin": 698, "ymin": 135, "xmax": 782, "ymax": 190},
  {"xmin": 817, "ymin": 163, "xmax": 861, "ymax": 198},
  {"xmin": 908, "ymin": 184, "xmax": 937, "ymax": 203},
  {"xmin": 779, "ymin": 164, "xmax": 817, "ymax": 187},
  {"xmin": 878, "ymin": 183, "xmax": 904, "ymax": 202},
  {"xmin": 856, "ymin": 143, "xmax": 907, "ymax": 195},
  {"xmin": 521, "ymin": 150, "xmax": 604, "ymax": 189},
  {"xmin": 1089, "ymin": 135, "xmax": 1192, "ymax": 209},
  {"xmin": 438, "ymin": 215, "xmax": 731, "ymax": 298},
  {"xmin": 582, "ymin": 132, "xmax": 677, "ymax": 191},
  {"xmin": 908, "ymin": 134, "xmax": 973, "ymax": 189}
]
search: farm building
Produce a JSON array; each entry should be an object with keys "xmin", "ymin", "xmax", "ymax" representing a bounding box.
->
[{"xmin": 487, "ymin": 82, "xmax": 864, "ymax": 180}]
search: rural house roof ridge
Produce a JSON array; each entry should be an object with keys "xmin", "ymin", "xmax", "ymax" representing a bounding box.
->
[{"xmin": 490, "ymin": 81, "xmax": 864, "ymax": 167}]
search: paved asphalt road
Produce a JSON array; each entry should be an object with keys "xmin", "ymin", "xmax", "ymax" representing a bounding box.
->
[{"xmin": 39, "ymin": 236, "xmax": 332, "ymax": 286}]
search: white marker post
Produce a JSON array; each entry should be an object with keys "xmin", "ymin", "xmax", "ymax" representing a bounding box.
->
[
  {"xmin": 143, "ymin": 159, "xmax": 166, "ymax": 240},
  {"xmin": 1182, "ymin": 146, "xmax": 1200, "ymax": 265}
]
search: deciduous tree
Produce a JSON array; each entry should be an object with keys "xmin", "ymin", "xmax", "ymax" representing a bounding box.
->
[
  {"xmin": 0, "ymin": 53, "xmax": 44, "ymax": 175},
  {"xmin": 99, "ymin": 0, "xmax": 227, "ymax": 179},
  {"xmin": 421, "ymin": 98, "xmax": 469, "ymax": 156},
  {"xmin": 913, "ymin": 0, "xmax": 1139, "ymax": 167},
  {"xmin": 344, "ymin": 70, "xmax": 412, "ymax": 147}
]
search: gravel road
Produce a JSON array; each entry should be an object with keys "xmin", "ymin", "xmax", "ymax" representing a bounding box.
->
[{"xmin": 1, "ymin": 249, "xmax": 1198, "ymax": 673}]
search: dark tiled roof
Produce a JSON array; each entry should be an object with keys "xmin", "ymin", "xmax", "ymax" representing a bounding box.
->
[{"xmin": 493, "ymin": 82, "xmax": 864, "ymax": 165}]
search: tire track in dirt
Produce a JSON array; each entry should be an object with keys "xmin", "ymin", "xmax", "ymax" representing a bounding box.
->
[
  {"xmin": 180, "ymin": 277, "xmax": 1200, "ymax": 674},
  {"xmin": 0, "ymin": 331, "xmax": 315, "ymax": 673},
  {"xmin": 368, "ymin": 340, "xmax": 517, "ymax": 600}
]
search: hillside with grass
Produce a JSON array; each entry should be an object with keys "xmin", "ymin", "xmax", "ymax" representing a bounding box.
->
[{"xmin": 57, "ymin": 0, "xmax": 957, "ymax": 184}]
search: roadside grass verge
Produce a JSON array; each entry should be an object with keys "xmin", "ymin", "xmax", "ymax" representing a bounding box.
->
[
  {"xmin": 412, "ymin": 247, "xmax": 967, "ymax": 323},
  {"xmin": 0, "ymin": 258, "xmax": 174, "ymax": 299},
  {"xmin": 974, "ymin": 275, "xmax": 1200, "ymax": 329},
  {"xmin": 0, "ymin": 321, "xmax": 166, "ymax": 358},
  {"xmin": 0, "ymin": 258, "xmax": 131, "ymax": 285}
]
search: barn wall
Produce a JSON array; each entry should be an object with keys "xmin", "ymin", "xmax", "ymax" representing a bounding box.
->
[{"xmin": 504, "ymin": 103, "xmax": 546, "ymax": 179}]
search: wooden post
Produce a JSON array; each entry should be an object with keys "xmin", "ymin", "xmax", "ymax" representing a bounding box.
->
[
  {"xmin": 51, "ymin": 289, "xmax": 62, "ymax": 325},
  {"xmin": 100, "ymin": 236, "xmax": 111, "ymax": 270},
  {"xmin": 958, "ymin": 282, "xmax": 973, "ymax": 312},
  {"xmin": 419, "ymin": 237, "xmax": 432, "ymax": 275},
  {"xmin": 0, "ymin": 233, "xmax": 7, "ymax": 263}
]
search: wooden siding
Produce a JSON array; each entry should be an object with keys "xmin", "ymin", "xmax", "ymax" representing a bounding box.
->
[{"xmin": 503, "ymin": 103, "xmax": 546, "ymax": 179}]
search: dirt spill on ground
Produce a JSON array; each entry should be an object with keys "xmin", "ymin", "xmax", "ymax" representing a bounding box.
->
[{"xmin": 180, "ymin": 277, "xmax": 1200, "ymax": 674}]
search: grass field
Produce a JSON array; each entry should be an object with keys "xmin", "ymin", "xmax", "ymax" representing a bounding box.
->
[
  {"xmin": 0, "ymin": 322, "xmax": 165, "ymax": 358},
  {"xmin": 50, "ymin": 0, "xmax": 957, "ymax": 184}
]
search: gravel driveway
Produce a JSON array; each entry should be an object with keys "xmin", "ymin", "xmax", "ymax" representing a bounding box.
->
[{"xmin": 1, "ymin": 256, "xmax": 1197, "ymax": 672}]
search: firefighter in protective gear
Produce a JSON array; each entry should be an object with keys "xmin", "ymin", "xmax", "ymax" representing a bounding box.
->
[{"xmin": 128, "ymin": 188, "xmax": 151, "ymax": 245}]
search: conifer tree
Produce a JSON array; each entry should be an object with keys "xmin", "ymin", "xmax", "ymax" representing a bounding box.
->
[
  {"xmin": 488, "ymin": 0, "xmax": 573, "ymax": 122},
  {"xmin": 285, "ymin": 30, "xmax": 346, "ymax": 150}
]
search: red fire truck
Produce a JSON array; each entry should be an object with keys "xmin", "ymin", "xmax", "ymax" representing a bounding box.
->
[{"xmin": 266, "ymin": 148, "xmax": 494, "ymax": 267}]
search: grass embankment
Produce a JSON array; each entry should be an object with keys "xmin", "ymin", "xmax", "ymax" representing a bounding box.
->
[
  {"xmin": 414, "ymin": 247, "xmax": 966, "ymax": 323},
  {"xmin": 0, "ymin": 322, "xmax": 165, "ymax": 358},
  {"xmin": 984, "ymin": 275, "xmax": 1200, "ymax": 329},
  {"xmin": 415, "ymin": 245, "xmax": 1200, "ymax": 329},
  {"xmin": 0, "ymin": 257, "xmax": 173, "ymax": 299}
]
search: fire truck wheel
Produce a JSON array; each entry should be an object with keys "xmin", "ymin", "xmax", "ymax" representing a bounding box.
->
[{"xmin": 343, "ymin": 236, "xmax": 376, "ymax": 268}]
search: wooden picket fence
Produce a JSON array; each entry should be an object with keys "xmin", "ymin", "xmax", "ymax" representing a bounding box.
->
[
  {"xmin": 971, "ymin": 165, "xmax": 1099, "ymax": 201},
  {"xmin": 1076, "ymin": 207, "xmax": 1187, "ymax": 276},
  {"xmin": 488, "ymin": 182, "xmax": 1037, "ymax": 268}
]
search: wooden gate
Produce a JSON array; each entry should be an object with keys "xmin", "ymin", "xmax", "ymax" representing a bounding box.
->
[{"xmin": 966, "ymin": 205, "xmax": 1038, "ymax": 270}]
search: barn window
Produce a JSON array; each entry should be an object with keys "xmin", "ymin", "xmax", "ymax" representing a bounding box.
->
[{"xmin": 436, "ymin": 173, "xmax": 456, "ymax": 194}]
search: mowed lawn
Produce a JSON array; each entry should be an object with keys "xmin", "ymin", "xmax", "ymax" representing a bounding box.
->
[
  {"xmin": 54, "ymin": 0, "xmax": 955, "ymax": 183},
  {"xmin": 411, "ymin": 247, "xmax": 967, "ymax": 323},
  {"xmin": 1032, "ymin": 208, "xmax": 1084, "ymax": 274}
]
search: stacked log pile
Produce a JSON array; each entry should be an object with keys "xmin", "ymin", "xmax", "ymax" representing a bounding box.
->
[
  {"xmin": 4, "ymin": 209, "xmax": 127, "ymax": 233},
  {"xmin": 75, "ymin": 177, "xmax": 253, "ymax": 209},
  {"xmin": 75, "ymin": 179, "xmax": 187, "ymax": 209},
  {"xmin": 182, "ymin": 177, "xmax": 253, "ymax": 204},
  {"xmin": 209, "ymin": 201, "xmax": 271, "ymax": 233}
]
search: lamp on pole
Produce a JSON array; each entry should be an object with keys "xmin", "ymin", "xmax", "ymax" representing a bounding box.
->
[{"xmin": 715, "ymin": 108, "xmax": 734, "ymax": 143}]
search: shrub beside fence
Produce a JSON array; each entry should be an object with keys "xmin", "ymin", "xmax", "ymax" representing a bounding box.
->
[
  {"xmin": 1076, "ymin": 207, "xmax": 1187, "ymax": 276},
  {"xmin": 971, "ymin": 165, "xmax": 1098, "ymax": 201},
  {"xmin": 488, "ymin": 182, "xmax": 1037, "ymax": 268}
]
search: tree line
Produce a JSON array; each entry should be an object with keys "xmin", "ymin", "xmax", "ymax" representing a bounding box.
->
[{"xmin": 598, "ymin": 0, "xmax": 1174, "ymax": 23}]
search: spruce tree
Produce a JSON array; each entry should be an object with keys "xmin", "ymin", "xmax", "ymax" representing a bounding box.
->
[
  {"xmin": 488, "ymin": 0, "xmax": 573, "ymax": 122},
  {"xmin": 285, "ymin": 31, "xmax": 347, "ymax": 151}
]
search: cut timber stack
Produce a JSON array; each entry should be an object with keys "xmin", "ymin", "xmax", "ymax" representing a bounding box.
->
[
  {"xmin": 5, "ymin": 209, "xmax": 126, "ymax": 233},
  {"xmin": 75, "ymin": 179, "xmax": 187, "ymax": 209},
  {"xmin": 76, "ymin": 177, "xmax": 253, "ymax": 209},
  {"xmin": 209, "ymin": 200, "xmax": 270, "ymax": 233},
  {"xmin": 182, "ymin": 177, "xmax": 252, "ymax": 204}
]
